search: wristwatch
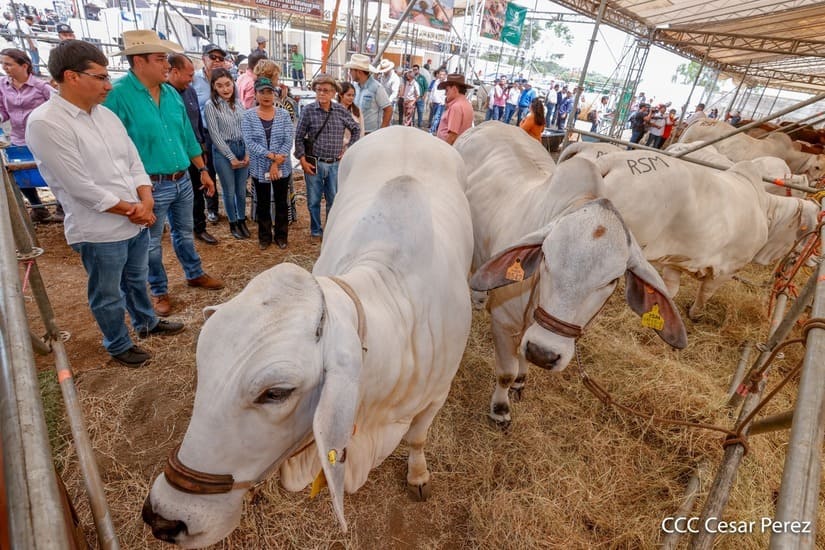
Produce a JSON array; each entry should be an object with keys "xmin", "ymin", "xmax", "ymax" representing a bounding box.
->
[{"xmin": 198, "ymin": 167, "xmax": 208, "ymax": 173}]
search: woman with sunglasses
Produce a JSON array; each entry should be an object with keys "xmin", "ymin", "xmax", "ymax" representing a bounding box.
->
[
  {"xmin": 0, "ymin": 47, "xmax": 54, "ymax": 222},
  {"xmin": 204, "ymin": 68, "xmax": 249, "ymax": 240}
]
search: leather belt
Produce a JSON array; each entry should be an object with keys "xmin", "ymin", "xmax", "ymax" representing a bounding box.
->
[
  {"xmin": 149, "ymin": 171, "xmax": 186, "ymax": 182},
  {"xmin": 315, "ymin": 158, "xmax": 338, "ymax": 164}
]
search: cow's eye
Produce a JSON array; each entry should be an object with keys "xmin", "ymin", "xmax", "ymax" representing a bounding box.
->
[{"xmin": 255, "ymin": 387, "xmax": 295, "ymax": 404}]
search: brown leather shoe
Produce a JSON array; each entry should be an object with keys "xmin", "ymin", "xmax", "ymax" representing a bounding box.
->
[
  {"xmin": 187, "ymin": 273, "xmax": 224, "ymax": 290},
  {"xmin": 153, "ymin": 294, "xmax": 171, "ymax": 317},
  {"xmin": 195, "ymin": 230, "xmax": 218, "ymax": 245}
]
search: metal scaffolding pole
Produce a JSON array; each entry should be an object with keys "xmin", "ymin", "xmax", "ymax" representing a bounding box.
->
[
  {"xmin": 771, "ymin": 202, "xmax": 825, "ymax": 549},
  {"xmin": 675, "ymin": 49, "xmax": 709, "ymax": 130},
  {"xmin": 725, "ymin": 64, "xmax": 749, "ymax": 118},
  {"xmin": 562, "ymin": 0, "xmax": 608, "ymax": 149},
  {"xmin": 751, "ymin": 84, "xmax": 768, "ymax": 119},
  {"xmin": 374, "ymin": 0, "xmax": 417, "ymax": 61}
]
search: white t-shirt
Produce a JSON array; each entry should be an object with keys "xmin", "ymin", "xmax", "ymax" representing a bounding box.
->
[{"xmin": 506, "ymin": 88, "xmax": 520, "ymax": 106}]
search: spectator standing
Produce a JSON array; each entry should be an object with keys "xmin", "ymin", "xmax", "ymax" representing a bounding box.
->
[
  {"xmin": 167, "ymin": 53, "xmax": 217, "ymax": 246},
  {"xmin": 555, "ymin": 85, "xmax": 566, "ymax": 127},
  {"xmin": 685, "ymin": 102, "xmax": 706, "ymax": 125},
  {"xmin": 242, "ymin": 77, "xmax": 293, "ymax": 250},
  {"xmin": 290, "ymin": 45, "xmax": 304, "ymax": 87},
  {"xmin": 556, "ymin": 89, "xmax": 573, "ymax": 130},
  {"xmin": 27, "ymin": 40, "xmax": 184, "ymax": 367},
  {"xmin": 436, "ymin": 74, "xmax": 474, "ymax": 145},
  {"xmin": 104, "ymin": 30, "xmax": 223, "ymax": 317},
  {"xmin": 55, "ymin": 23, "xmax": 75, "ymax": 41},
  {"xmin": 411, "ymin": 64, "xmax": 428, "ymax": 128},
  {"xmin": 401, "ymin": 70, "xmax": 419, "ymax": 127},
  {"xmin": 345, "ymin": 53, "xmax": 391, "ymax": 134},
  {"xmin": 337, "ymin": 81, "xmax": 362, "ymax": 146},
  {"xmin": 519, "ymin": 97, "xmax": 545, "ymax": 141},
  {"xmin": 590, "ymin": 95, "xmax": 608, "ymax": 133},
  {"xmin": 517, "ymin": 81, "xmax": 536, "ymax": 125},
  {"xmin": 427, "ymin": 68, "xmax": 447, "ymax": 134},
  {"xmin": 21, "ymin": 15, "xmax": 40, "ymax": 75},
  {"xmin": 0, "ymin": 48, "xmax": 53, "ymax": 221},
  {"xmin": 252, "ymin": 36, "xmax": 267, "ymax": 58},
  {"xmin": 708, "ymin": 107, "xmax": 718, "ymax": 119},
  {"xmin": 628, "ymin": 102, "xmax": 650, "ymax": 148},
  {"xmin": 545, "ymin": 83, "xmax": 559, "ymax": 124},
  {"xmin": 204, "ymin": 68, "xmax": 250, "ymax": 240},
  {"xmin": 376, "ymin": 59, "xmax": 400, "ymax": 107},
  {"xmin": 503, "ymin": 81, "xmax": 519, "ymax": 124},
  {"xmin": 236, "ymin": 50, "xmax": 266, "ymax": 109},
  {"xmin": 492, "ymin": 76, "xmax": 507, "ymax": 120},
  {"xmin": 293, "ymin": 74, "xmax": 360, "ymax": 241},
  {"xmin": 645, "ymin": 104, "xmax": 666, "ymax": 148},
  {"xmin": 192, "ymin": 43, "xmax": 229, "ymax": 223},
  {"xmin": 661, "ymin": 108, "xmax": 677, "ymax": 145}
]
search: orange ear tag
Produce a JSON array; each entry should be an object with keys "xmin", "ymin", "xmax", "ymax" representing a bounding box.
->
[
  {"xmin": 641, "ymin": 304, "xmax": 665, "ymax": 330},
  {"xmin": 309, "ymin": 469, "xmax": 327, "ymax": 498},
  {"xmin": 505, "ymin": 259, "xmax": 525, "ymax": 282}
]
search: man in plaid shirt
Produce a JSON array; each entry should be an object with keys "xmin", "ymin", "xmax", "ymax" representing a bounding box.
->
[{"xmin": 294, "ymin": 74, "xmax": 361, "ymax": 241}]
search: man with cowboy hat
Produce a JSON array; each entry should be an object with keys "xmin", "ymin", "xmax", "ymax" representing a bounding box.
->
[
  {"xmin": 293, "ymin": 74, "xmax": 361, "ymax": 242},
  {"xmin": 27, "ymin": 39, "xmax": 186, "ymax": 367},
  {"xmin": 436, "ymin": 73, "xmax": 474, "ymax": 145},
  {"xmin": 104, "ymin": 30, "xmax": 224, "ymax": 318},
  {"xmin": 344, "ymin": 53, "xmax": 391, "ymax": 134},
  {"xmin": 375, "ymin": 58, "xmax": 401, "ymax": 124}
]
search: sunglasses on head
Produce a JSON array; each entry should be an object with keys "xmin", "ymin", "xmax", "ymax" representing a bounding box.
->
[{"xmin": 208, "ymin": 54, "xmax": 225, "ymax": 62}]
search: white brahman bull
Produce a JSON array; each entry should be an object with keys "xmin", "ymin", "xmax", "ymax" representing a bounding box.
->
[
  {"xmin": 142, "ymin": 127, "xmax": 474, "ymax": 548},
  {"xmin": 561, "ymin": 145, "xmax": 819, "ymax": 319},
  {"xmin": 679, "ymin": 119, "xmax": 825, "ymax": 181},
  {"xmin": 455, "ymin": 122, "xmax": 687, "ymax": 428}
]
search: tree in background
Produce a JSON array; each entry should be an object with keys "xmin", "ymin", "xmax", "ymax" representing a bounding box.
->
[{"xmin": 672, "ymin": 61, "xmax": 720, "ymax": 93}]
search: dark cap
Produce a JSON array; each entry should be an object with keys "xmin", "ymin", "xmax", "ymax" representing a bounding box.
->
[
  {"xmin": 56, "ymin": 23, "xmax": 73, "ymax": 34},
  {"xmin": 254, "ymin": 77, "xmax": 276, "ymax": 92},
  {"xmin": 202, "ymin": 43, "xmax": 227, "ymax": 56}
]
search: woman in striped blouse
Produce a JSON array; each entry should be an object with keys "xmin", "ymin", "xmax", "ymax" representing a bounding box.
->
[
  {"xmin": 241, "ymin": 78, "xmax": 294, "ymax": 250},
  {"xmin": 204, "ymin": 68, "xmax": 249, "ymax": 240}
]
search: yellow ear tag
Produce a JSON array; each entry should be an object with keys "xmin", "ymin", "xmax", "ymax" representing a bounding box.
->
[
  {"xmin": 641, "ymin": 304, "xmax": 665, "ymax": 330},
  {"xmin": 505, "ymin": 259, "xmax": 525, "ymax": 282},
  {"xmin": 309, "ymin": 469, "xmax": 327, "ymax": 499},
  {"xmin": 328, "ymin": 449, "xmax": 337, "ymax": 465}
]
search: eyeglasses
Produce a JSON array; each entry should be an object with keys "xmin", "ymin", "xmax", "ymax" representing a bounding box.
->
[
  {"xmin": 77, "ymin": 71, "xmax": 111, "ymax": 82},
  {"xmin": 315, "ymin": 88, "xmax": 335, "ymax": 94},
  {"xmin": 208, "ymin": 54, "xmax": 225, "ymax": 62}
]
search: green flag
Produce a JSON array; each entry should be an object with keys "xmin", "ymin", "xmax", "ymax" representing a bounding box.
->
[{"xmin": 500, "ymin": 2, "xmax": 527, "ymax": 46}]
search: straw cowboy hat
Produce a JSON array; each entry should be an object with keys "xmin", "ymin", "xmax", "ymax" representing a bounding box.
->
[
  {"xmin": 310, "ymin": 73, "xmax": 341, "ymax": 93},
  {"xmin": 115, "ymin": 29, "xmax": 183, "ymax": 56},
  {"xmin": 375, "ymin": 59, "xmax": 395, "ymax": 73},
  {"xmin": 437, "ymin": 73, "xmax": 474, "ymax": 91},
  {"xmin": 344, "ymin": 53, "xmax": 377, "ymax": 73}
]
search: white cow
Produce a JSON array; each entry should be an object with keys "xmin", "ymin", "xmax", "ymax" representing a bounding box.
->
[
  {"xmin": 455, "ymin": 122, "xmax": 687, "ymax": 428},
  {"xmin": 679, "ymin": 119, "xmax": 825, "ymax": 181},
  {"xmin": 562, "ymin": 145, "xmax": 819, "ymax": 319},
  {"xmin": 142, "ymin": 127, "xmax": 474, "ymax": 548}
]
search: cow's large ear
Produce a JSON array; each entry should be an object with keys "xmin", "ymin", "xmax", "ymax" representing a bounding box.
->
[
  {"xmin": 470, "ymin": 225, "xmax": 553, "ymax": 291},
  {"xmin": 624, "ymin": 238, "xmax": 688, "ymax": 349},
  {"xmin": 313, "ymin": 310, "xmax": 362, "ymax": 532}
]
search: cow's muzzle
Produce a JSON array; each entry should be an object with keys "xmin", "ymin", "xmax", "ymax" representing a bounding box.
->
[{"xmin": 142, "ymin": 495, "xmax": 188, "ymax": 543}]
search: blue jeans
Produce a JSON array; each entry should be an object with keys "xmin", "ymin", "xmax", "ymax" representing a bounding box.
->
[
  {"xmin": 517, "ymin": 106, "xmax": 530, "ymax": 125},
  {"xmin": 212, "ymin": 140, "xmax": 249, "ymax": 223},
  {"xmin": 545, "ymin": 103, "xmax": 556, "ymax": 125},
  {"xmin": 29, "ymin": 48, "xmax": 40, "ymax": 75},
  {"xmin": 305, "ymin": 160, "xmax": 338, "ymax": 236},
  {"xmin": 493, "ymin": 105, "xmax": 505, "ymax": 120},
  {"xmin": 148, "ymin": 173, "xmax": 204, "ymax": 296},
  {"xmin": 429, "ymin": 103, "xmax": 444, "ymax": 134},
  {"xmin": 71, "ymin": 230, "xmax": 158, "ymax": 355},
  {"xmin": 415, "ymin": 98, "xmax": 425, "ymax": 127},
  {"xmin": 485, "ymin": 107, "xmax": 495, "ymax": 121},
  {"xmin": 503, "ymin": 104, "xmax": 516, "ymax": 124},
  {"xmin": 628, "ymin": 129, "xmax": 645, "ymax": 148}
]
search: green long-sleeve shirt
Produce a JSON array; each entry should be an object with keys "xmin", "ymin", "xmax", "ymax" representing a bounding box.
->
[{"xmin": 104, "ymin": 71, "xmax": 201, "ymax": 174}]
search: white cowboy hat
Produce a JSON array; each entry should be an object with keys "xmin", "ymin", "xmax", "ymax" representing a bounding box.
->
[
  {"xmin": 375, "ymin": 59, "xmax": 395, "ymax": 73},
  {"xmin": 343, "ymin": 53, "xmax": 377, "ymax": 73},
  {"xmin": 114, "ymin": 29, "xmax": 183, "ymax": 56}
]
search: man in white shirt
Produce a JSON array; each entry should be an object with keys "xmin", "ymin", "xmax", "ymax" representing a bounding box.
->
[
  {"xmin": 375, "ymin": 59, "xmax": 400, "ymax": 124},
  {"xmin": 685, "ymin": 102, "xmax": 707, "ymax": 126},
  {"xmin": 427, "ymin": 68, "xmax": 447, "ymax": 134},
  {"xmin": 27, "ymin": 40, "xmax": 185, "ymax": 368}
]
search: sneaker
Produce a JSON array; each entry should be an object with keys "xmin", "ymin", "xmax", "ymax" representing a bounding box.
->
[
  {"xmin": 111, "ymin": 346, "xmax": 152, "ymax": 368},
  {"xmin": 206, "ymin": 211, "xmax": 219, "ymax": 224},
  {"xmin": 153, "ymin": 294, "xmax": 171, "ymax": 317},
  {"xmin": 138, "ymin": 319, "xmax": 185, "ymax": 339},
  {"xmin": 186, "ymin": 273, "xmax": 225, "ymax": 290},
  {"xmin": 275, "ymin": 238, "xmax": 287, "ymax": 249}
]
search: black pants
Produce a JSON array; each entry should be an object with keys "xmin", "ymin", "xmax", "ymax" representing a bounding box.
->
[
  {"xmin": 202, "ymin": 134, "xmax": 220, "ymax": 215},
  {"xmin": 188, "ymin": 163, "xmax": 208, "ymax": 234},
  {"xmin": 253, "ymin": 175, "xmax": 289, "ymax": 244},
  {"xmin": 20, "ymin": 187, "xmax": 42, "ymax": 206}
]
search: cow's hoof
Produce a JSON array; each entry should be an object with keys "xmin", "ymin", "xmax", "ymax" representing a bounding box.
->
[
  {"xmin": 486, "ymin": 413, "xmax": 511, "ymax": 432},
  {"xmin": 407, "ymin": 482, "xmax": 431, "ymax": 501},
  {"xmin": 509, "ymin": 385, "xmax": 525, "ymax": 402}
]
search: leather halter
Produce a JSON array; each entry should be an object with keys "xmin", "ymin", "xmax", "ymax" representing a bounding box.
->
[
  {"xmin": 533, "ymin": 306, "xmax": 583, "ymax": 339},
  {"xmin": 163, "ymin": 277, "xmax": 368, "ymax": 496}
]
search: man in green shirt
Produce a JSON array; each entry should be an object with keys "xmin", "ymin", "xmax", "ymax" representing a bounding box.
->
[
  {"xmin": 290, "ymin": 45, "xmax": 304, "ymax": 88},
  {"xmin": 104, "ymin": 30, "xmax": 224, "ymax": 318}
]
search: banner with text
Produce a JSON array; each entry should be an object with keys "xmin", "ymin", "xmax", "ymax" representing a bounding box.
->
[{"xmin": 246, "ymin": 0, "xmax": 323, "ymax": 18}]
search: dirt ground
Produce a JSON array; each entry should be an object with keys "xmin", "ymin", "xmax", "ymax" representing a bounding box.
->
[{"xmin": 21, "ymin": 169, "xmax": 825, "ymax": 549}]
